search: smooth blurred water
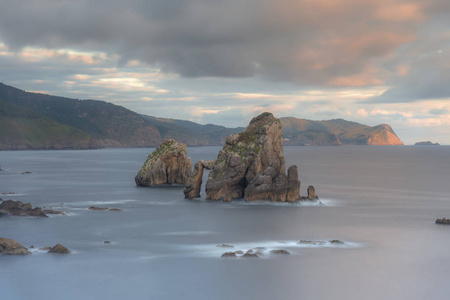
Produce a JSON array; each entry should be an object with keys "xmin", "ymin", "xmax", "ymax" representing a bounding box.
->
[{"xmin": 1, "ymin": 146, "xmax": 450, "ymax": 300}]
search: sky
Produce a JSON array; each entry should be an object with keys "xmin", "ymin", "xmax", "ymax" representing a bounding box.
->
[{"xmin": 0, "ymin": 0, "xmax": 449, "ymax": 144}]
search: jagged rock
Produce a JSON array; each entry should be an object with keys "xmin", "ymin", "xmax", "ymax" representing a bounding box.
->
[
  {"xmin": 0, "ymin": 237, "xmax": 31, "ymax": 255},
  {"xmin": 135, "ymin": 139, "xmax": 192, "ymax": 186},
  {"xmin": 39, "ymin": 246, "xmax": 52, "ymax": 251},
  {"xmin": 104, "ymin": 241, "xmax": 111, "ymax": 244},
  {"xmin": 436, "ymin": 218, "xmax": 450, "ymax": 224},
  {"xmin": 0, "ymin": 199, "xmax": 48, "ymax": 217},
  {"xmin": 48, "ymin": 244, "xmax": 71, "ymax": 254},
  {"xmin": 206, "ymin": 112, "xmax": 301, "ymax": 202},
  {"xmin": 270, "ymin": 249, "xmax": 290, "ymax": 255},
  {"xmin": 184, "ymin": 160, "xmax": 216, "ymax": 199},
  {"xmin": 221, "ymin": 252, "xmax": 237, "ymax": 258}
]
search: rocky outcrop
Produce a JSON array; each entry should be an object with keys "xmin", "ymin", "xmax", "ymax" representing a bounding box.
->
[
  {"xmin": 221, "ymin": 252, "xmax": 237, "ymax": 258},
  {"xmin": 0, "ymin": 199, "xmax": 48, "ymax": 217},
  {"xmin": 89, "ymin": 206, "xmax": 123, "ymax": 211},
  {"xmin": 205, "ymin": 112, "xmax": 301, "ymax": 202},
  {"xmin": 270, "ymin": 249, "xmax": 290, "ymax": 255},
  {"xmin": 184, "ymin": 160, "xmax": 215, "ymax": 199},
  {"xmin": 0, "ymin": 237, "xmax": 31, "ymax": 255},
  {"xmin": 48, "ymin": 244, "xmax": 71, "ymax": 254},
  {"xmin": 436, "ymin": 218, "xmax": 450, "ymax": 224},
  {"xmin": 306, "ymin": 185, "xmax": 318, "ymax": 200},
  {"xmin": 135, "ymin": 139, "xmax": 192, "ymax": 186}
]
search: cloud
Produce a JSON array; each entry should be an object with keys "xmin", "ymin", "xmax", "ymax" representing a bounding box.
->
[{"xmin": 0, "ymin": 0, "xmax": 435, "ymax": 86}]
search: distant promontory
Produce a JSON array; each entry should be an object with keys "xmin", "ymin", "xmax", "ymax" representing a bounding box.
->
[
  {"xmin": 415, "ymin": 141, "xmax": 440, "ymax": 146},
  {"xmin": 0, "ymin": 83, "xmax": 403, "ymax": 149}
]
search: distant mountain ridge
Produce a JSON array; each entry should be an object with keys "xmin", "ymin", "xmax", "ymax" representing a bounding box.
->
[{"xmin": 0, "ymin": 83, "xmax": 403, "ymax": 149}]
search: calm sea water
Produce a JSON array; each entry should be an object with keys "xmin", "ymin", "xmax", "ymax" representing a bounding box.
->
[{"xmin": 1, "ymin": 146, "xmax": 450, "ymax": 300}]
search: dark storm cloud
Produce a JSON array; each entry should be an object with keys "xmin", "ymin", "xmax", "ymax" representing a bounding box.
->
[{"xmin": 0, "ymin": 0, "xmax": 435, "ymax": 86}]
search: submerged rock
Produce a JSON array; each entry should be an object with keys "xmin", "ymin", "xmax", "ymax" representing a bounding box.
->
[
  {"xmin": 0, "ymin": 199, "xmax": 48, "ymax": 217},
  {"xmin": 48, "ymin": 244, "xmax": 71, "ymax": 254},
  {"xmin": 43, "ymin": 209, "xmax": 66, "ymax": 215},
  {"xmin": 135, "ymin": 139, "xmax": 192, "ymax": 186},
  {"xmin": 216, "ymin": 244, "xmax": 234, "ymax": 248},
  {"xmin": 435, "ymin": 218, "xmax": 450, "ymax": 225},
  {"xmin": 205, "ymin": 112, "xmax": 301, "ymax": 202},
  {"xmin": 89, "ymin": 206, "xmax": 108, "ymax": 211},
  {"xmin": 270, "ymin": 249, "xmax": 290, "ymax": 255},
  {"xmin": 89, "ymin": 207, "xmax": 123, "ymax": 211},
  {"xmin": 329, "ymin": 240, "xmax": 345, "ymax": 244},
  {"xmin": 184, "ymin": 160, "xmax": 215, "ymax": 199},
  {"xmin": 0, "ymin": 237, "xmax": 31, "ymax": 255},
  {"xmin": 242, "ymin": 252, "xmax": 259, "ymax": 258}
]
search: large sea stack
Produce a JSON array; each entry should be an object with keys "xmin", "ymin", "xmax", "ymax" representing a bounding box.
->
[
  {"xmin": 205, "ymin": 112, "xmax": 300, "ymax": 202},
  {"xmin": 135, "ymin": 139, "xmax": 192, "ymax": 186}
]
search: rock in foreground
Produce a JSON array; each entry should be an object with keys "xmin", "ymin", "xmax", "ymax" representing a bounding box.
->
[
  {"xmin": 48, "ymin": 244, "xmax": 71, "ymax": 254},
  {"xmin": 206, "ymin": 112, "xmax": 300, "ymax": 202},
  {"xmin": 0, "ymin": 237, "xmax": 31, "ymax": 255},
  {"xmin": 135, "ymin": 139, "xmax": 192, "ymax": 186},
  {"xmin": 0, "ymin": 199, "xmax": 48, "ymax": 217}
]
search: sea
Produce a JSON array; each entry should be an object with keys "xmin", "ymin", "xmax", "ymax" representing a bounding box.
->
[{"xmin": 1, "ymin": 145, "xmax": 450, "ymax": 300}]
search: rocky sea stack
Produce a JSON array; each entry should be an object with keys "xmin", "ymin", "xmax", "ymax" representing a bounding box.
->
[
  {"xmin": 205, "ymin": 112, "xmax": 301, "ymax": 202},
  {"xmin": 135, "ymin": 139, "xmax": 192, "ymax": 186}
]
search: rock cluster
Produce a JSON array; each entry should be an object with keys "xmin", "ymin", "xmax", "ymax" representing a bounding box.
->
[
  {"xmin": 436, "ymin": 218, "xmax": 450, "ymax": 225},
  {"xmin": 135, "ymin": 139, "xmax": 192, "ymax": 186},
  {"xmin": 205, "ymin": 112, "xmax": 301, "ymax": 202},
  {"xmin": 0, "ymin": 199, "xmax": 48, "ymax": 217},
  {"xmin": 0, "ymin": 237, "xmax": 31, "ymax": 255}
]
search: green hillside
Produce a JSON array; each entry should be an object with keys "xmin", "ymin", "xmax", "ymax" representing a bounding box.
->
[
  {"xmin": 0, "ymin": 83, "xmax": 403, "ymax": 149},
  {"xmin": 0, "ymin": 83, "xmax": 241, "ymax": 149}
]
